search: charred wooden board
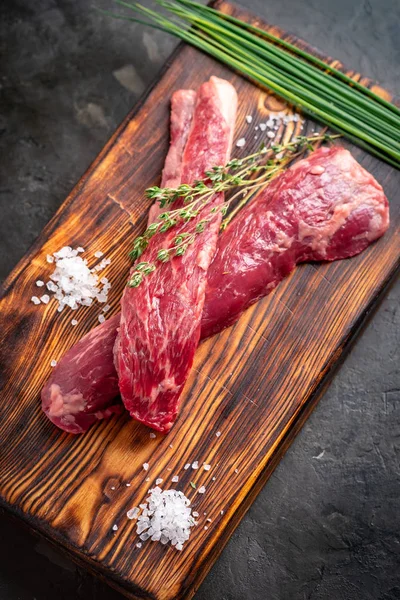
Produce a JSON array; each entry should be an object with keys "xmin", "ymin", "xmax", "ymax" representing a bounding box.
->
[{"xmin": 0, "ymin": 2, "xmax": 399, "ymax": 599}]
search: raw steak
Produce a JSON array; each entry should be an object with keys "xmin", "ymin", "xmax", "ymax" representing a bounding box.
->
[
  {"xmin": 114, "ymin": 76, "xmax": 238, "ymax": 432},
  {"xmin": 42, "ymin": 88, "xmax": 198, "ymax": 434},
  {"xmin": 42, "ymin": 146, "xmax": 389, "ymax": 434},
  {"xmin": 202, "ymin": 145, "xmax": 389, "ymax": 337}
]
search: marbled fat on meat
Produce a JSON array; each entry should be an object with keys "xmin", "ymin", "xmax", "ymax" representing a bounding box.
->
[
  {"xmin": 114, "ymin": 77, "xmax": 238, "ymax": 432},
  {"xmin": 202, "ymin": 146, "xmax": 389, "ymax": 337},
  {"xmin": 41, "ymin": 88, "xmax": 198, "ymax": 433},
  {"xmin": 42, "ymin": 144, "xmax": 389, "ymax": 434}
]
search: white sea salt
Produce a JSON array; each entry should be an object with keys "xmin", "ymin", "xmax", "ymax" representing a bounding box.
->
[
  {"xmin": 245, "ymin": 115, "xmax": 253, "ymax": 124},
  {"xmin": 149, "ymin": 432, "xmax": 156, "ymax": 439},
  {"xmin": 50, "ymin": 359, "xmax": 57, "ymax": 367},
  {"xmin": 198, "ymin": 486, "xmax": 206, "ymax": 494},
  {"xmin": 236, "ymin": 137, "xmax": 246, "ymax": 148},
  {"xmin": 171, "ymin": 475, "xmax": 179, "ymax": 483},
  {"xmin": 127, "ymin": 507, "xmax": 140, "ymax": 520},
  {"xmin": 143, "ymin": 463, "xmax": 149, "ymax": 471},
  {"xmin": 94, "ymin": 251, "xmax": 104, "ymax": 258},
  {"xmin": 31, "ymin": 296, "xmax": 41, "ymax": 305},
  {"xmin": 71, "ymin": 319, "xmax": 78, "ymax": 326},
  {"xmin": 259, "ymin": 123, "xmax": 267, "ymax": 131},
  {"xmin": 112, "ymin": 524, "xmax": 118, "ymax": 531},
  {"xmin": 98, "ymin": 314, "xmax": 105, "ymax": 324},
  {"xmin": 135, "ymin": 487, "xmax": 196, "ymax": 549},
  {"xmin": 267, "ymin": 131, "xmax": 275, "ymax": 139},
  {"xmin": 216, "ymin": 431, "xmax": 221, "ymax": 437},
  {"xmin": 155, "ymin": 478, "xmax": 163, "ymax": 485},
  {"xmin": 136, "ymin": 542, "xmax": 142, "ymax": 548},
  {"xmin": 184, "ymin": 463, "xmax": 191, "ymax": 470},
  {"xmin": 192, "ymin": 461, "xmax": 199, "ymax": 470},
  {"xmin": 33, "ymin": 246, "xmax": 112, "ymax": 312},
  {"xmin": 203, "ymin": 464, "xmax": 211, "ymax": 471}
]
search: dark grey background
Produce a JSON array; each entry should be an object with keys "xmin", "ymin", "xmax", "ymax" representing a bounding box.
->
[{"xmin": 0, "ymin": 1, "xmax": 399, "ymax": 599}]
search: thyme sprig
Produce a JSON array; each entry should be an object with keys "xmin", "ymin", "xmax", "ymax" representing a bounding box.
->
[{"xmin": 127, "ymin": 133, "xmax": 339, "ymax": 287}]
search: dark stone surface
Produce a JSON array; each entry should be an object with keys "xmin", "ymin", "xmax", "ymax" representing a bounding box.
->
[{"xmin": 0, "ymin": 1, "xmax": 399, "ymax": 599}]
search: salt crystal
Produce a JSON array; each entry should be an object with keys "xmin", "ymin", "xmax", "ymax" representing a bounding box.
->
[
  {"xmin": 136, "ymin": 542, "xmax": 142, "ymax": 548},
  {"xmin": 169, "ymin": 444, "xmax": 173, "ymax": 448},
  {"xmin": 127, "ymin": 507, "xmax": 140, "ymax": 520},
  {"xmin": 198, "ymin": 486, "xmax": 206, "ymax": 494},
  {"xmin": 110, "ymin": 486, "xmax": 115, "ymax": 490},
  {"xmin": 126, "ymin": 483, "xmax": 131, "ymax": 487},
  {"xmin": 234, "ymin": 469, "xmax": 239, "ymax": 474},
  {"xmin": 31, "ymin": 296, "xmax": 41, "ymax": 305},
  {"xmin": 94, "ymin": 251, "xmax": 104, "ymax": 258},
  {"xmin": 267, "ymin": 131, "xmax": 275, "ymax": 139},
  {"xmin": 203, "ymin": 464, "xmax": 211, "ymax": 471},
  {"xmin": 149, "ymin": 432, "xmax": 156, "ymax": 439},
  {"xmin": 71, "ymin": 319, "xmax": 78, "ymax": 326},
  {"xmin": 206, "ymin": 518, "xmax": 212, "ymax": 522},
  {"xmin": 36, "ymin": 280, "xmax": 44, "ymax": 287},
  {"xmin": 216, "ymin": 431, "xmax": 221, "ymax": 437},
  {"xmin": 98, "ymin": 314, "xmax": 105, "ymax": 324},
  {"xmin": 112, "ymin": 524, "xmax": 118, "ymax": 531},
  {"xmin": 184, "ymin": 463, "xmax": 191, "ymax": 470},
  {"xmin": 236, "ymin": 137, "xmax": 246, "ymax": 148},
  {"xmin": 192, "ymin": 511, "xmax": 199, "ymax": 517},
  {"xmin": 259, "ymin": 123, "xmax": 267, "ymax": 131},
  {"xmin": 192, "ymin": 461, "xmax": 199, "ymax": 470},
  {"xmin": 40, "ymin": 294, "xmax": 50, "ymax": 304},
  {"xmin": 46, "ymin": 281, "xmax": 58, "ymax": 292},
  {"xmin": 143, "ymin": 463, "xmax": 149, "ymax": 471},
  {"xmin": 103, "ymin": 304, "xmax": 111, "ymax": 312},
  {"xmin": 50, "ymin": 359, "xmax": 57, "ymax": 367},
  {"xmin": 145, "ymin": 477, "xmax": 150, "ymax": 482},
  {"xmin": 46, "ymin": 254, "xmax": 54, "ymax": 263},
  {"xmin": 212, "ymin": 477, "xmax": 216, "ymax": 481},
  {"xmin": 171, "ymin": 475, "xmax": 179, "ymax": 483},
  {"xmin": 77, "ymin": 247, "xmax": 85, "ymax": 253},
  {"xmin": 245, "ymin": 115, "xmax": 253, "ymax": 124},
  {"xmin": 204, "ymin": 526, "xmax": 208, "ymax": 530},
  {"xmin": 155, "ymin": 478, "xmax": 163, "ymax": 485},
  {"xmin": 220, "ymin": 510, "xmax": 224, "ymax": 515}
]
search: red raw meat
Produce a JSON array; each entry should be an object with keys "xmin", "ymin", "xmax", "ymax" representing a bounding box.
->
[
  {"xmin": 42, "ymin": 145, "xmax": 389, "ymax": 434},
  {"xmin": 114, "ymin": 76, "xmax": 238, "ymax": 432},
  {"xmin": 148, "ymin": 89, "xmax": 196, "ymax": 225},
  {"xmin": 42, "ymin": 87, "xmax": 198, "ymax": 434},
  {"xmin": 202, "ymin": 145, "xmax": 389, "ymax": 337}
]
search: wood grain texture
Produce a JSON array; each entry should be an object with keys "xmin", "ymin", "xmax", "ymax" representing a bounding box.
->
[{"xmin": 0, "ymin": 2, "xmax": 399, "ymax": 599}]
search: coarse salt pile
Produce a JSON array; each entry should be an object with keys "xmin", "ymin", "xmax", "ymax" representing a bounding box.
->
[
  {"xmin": 31, "ymin": 246, "xmax": 111, "ymax": 312},
  {"xmin": 133, "ymin": 487, "xmax": 197, "ymax": 551}
]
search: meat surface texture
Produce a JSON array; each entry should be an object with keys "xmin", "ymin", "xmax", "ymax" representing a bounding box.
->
[
  {"xmin": 42, "ymin": 144, "xmax": 389, "ymax": 434},
  {"xmin": 114, "ymin": 76, "xmax": 238, "ymax": 433},
  {"xmin": 148, "ymin": 89, "xmax": 196, "ymax": 225},
  {"xmin": 42, "ymin": 88, "xmax": 198, "ymax": 434},
  {"xmin": 202, "ymin": 145, "xmax": 389, "ymax": 337}
]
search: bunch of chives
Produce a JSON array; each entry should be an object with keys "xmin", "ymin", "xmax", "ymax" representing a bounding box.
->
[{"xmin": 106, "ymin": 0, "xmax": 400, "ymax": 169}]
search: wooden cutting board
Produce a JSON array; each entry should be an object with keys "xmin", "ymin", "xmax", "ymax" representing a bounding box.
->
[{"xmin": 0, "ymin": 2, "xmax": 399, "ymax": 599}]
